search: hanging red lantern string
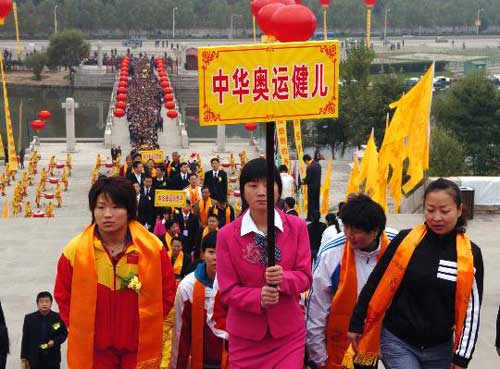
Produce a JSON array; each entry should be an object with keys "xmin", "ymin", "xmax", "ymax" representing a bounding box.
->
[
  {"xmin": 37, "ymin": 110, "xmax": 52, "ymax": 120},
  {"xmin": 167, "ymin": 110, "xmax": 178, "ymax": 119},
  {"xmin": 31, "ymin": 119, "xmax": 45, "ymax": 132},
  {"xmin": 164, "ymin": 94, "xmax": 174, "ymax": 102},
  {"xmin": 115, "ymin": 101, "xmax": 126, "ymax": 109},
  {"xmin": 117, "ymin": 87, "xmax": 127, "ymax": 94},
  {"xmin": 113, "ymin": 108, "xmax": 126, "ymax": 118},
  {"xmin": 116, "ymin": 93, "xmax": 127, "ymax": 101},
  {"xmin": 165, "ymin": 101, "xmax": 176, "ymax": 110}
]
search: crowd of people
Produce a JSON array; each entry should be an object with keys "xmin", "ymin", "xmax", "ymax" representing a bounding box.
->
[
  {"xmin": 125, "ymin": 57, "xmax": 164, "ymax": 150},
  {"xmin": 0, "ymin": 148, "xmax": 498, "ymax": 369}
]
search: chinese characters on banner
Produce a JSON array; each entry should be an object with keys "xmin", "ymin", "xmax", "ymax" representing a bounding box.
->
[
  {"xmin": 276, "ymin": 121, "xmax": 290, "ymax": 169},
  {"xmin": 154, "ymin": 190, "xmax": 187, "ymax": 208},
  {"xmin": 140, "ymin": 150, "xmax": 165, "ymax": 164},
  {"xmin": 198, "ymin": 41, "xmax": 339, "ymax": 126}
]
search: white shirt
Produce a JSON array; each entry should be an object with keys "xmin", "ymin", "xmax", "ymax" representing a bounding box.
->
[
  {"xmin": 213, "ymin": 170, "xmax": 218, "ymax": 178},
  {"xmin": 240, "ymin": 209, "xmax": 283, "ymax": 236},
  {"xmin": 280, "ymin": 173, "xmax": 295, "ymax": 199},
  {"xmin": 320, "ymin": 225, "xmax": 340, "ymax": 246}
]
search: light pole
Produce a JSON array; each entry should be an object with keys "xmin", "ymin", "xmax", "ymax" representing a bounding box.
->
[
  {"xmin": 172, "ymin": 7, "xmax": 178, "ymax": 39},
  {"xmin": 54, "ymin": 5, "xmax": 58, "ymax": 34},
  {"xmin": 229, "ymin": 14, "xmax": 241, "ymax": 39},
  {"xmin": 476, "ymin": 8, "xmax": 484, "ymax": 35},
  {"xmin": 383, "ymin": 7, "xmax": 391, "ymax": 45}
]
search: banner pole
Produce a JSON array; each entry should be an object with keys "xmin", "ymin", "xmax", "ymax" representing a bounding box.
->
[{"xmin": 266, "ymin": 121, "xmax": 276, "ymax": 267}]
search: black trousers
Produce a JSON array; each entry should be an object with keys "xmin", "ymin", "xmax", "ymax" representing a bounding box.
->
[{"xmin": 307, "ymin": 187, "xmax": 320, "ymax": 220}]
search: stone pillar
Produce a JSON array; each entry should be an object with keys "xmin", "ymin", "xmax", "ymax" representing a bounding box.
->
[
  {"xmin": 216, "ymin": 125, "xmax": 226, "ymax": 152},
  {"xmin": 97, "ymin": 41, "xmax": 103, "ymax": 68},
  {"xmin": 61, "ymin": 98, "xmax": 79, "ymax": 153}
]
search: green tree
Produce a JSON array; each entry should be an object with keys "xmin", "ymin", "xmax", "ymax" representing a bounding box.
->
[
  {"xmin": 25, "ymin": 52, "xmax": 48, "ymax": 80},
  {"xmin": 428, "ymin": 126, "xmax": 469, "ymax": 177},
  {"xmin": 433, "ymin": 72, "xmax": 500, "ymax": 175},
  {"xmin": 341, "ymin": 44, "xmax": 375, "ymax": 87},
  {"xmin": 46, "ymin": 30, "xmax": 90, "ymax": 73}
]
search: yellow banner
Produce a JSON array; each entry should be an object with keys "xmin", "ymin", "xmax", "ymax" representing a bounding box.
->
[
  {"xmin": 154, "ymin": 190, "xmax": 186, "ymax": 208},
  {"xmin": 0, "ymin": 133, "xmax": 4, "ymax": 159},
  {"xmin": 140, "ymin": 150, "xmax": 164, "ymax": 164},
  {"xmin": 198, "ymin": 40, "xmax": 339, "ymax": 125},
  {"xmin": 276, "ymin": 121, "xmax": 290, "ymax": 169},
  {"xmin": 293, "ymin": 120, "xmax": 306, "ymax": 178},
  {"xmin": 0, "ymin": 54, "xmax": 17, "ymax": 174}
]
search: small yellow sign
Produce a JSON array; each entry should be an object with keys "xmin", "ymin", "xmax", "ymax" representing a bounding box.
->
[
  {"xmin": 198, "ymin": 40, "xmax": 339, "ymax": 126},
  {"xmin": 155, "ymin": 190, "xmax": 186, "ymax": 208},
  {"xmin": 140, "ymin": 150, "xmax": 164, "ymax": 164}
]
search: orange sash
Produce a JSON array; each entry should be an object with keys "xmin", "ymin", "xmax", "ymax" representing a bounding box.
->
[
  {"xmin": 189, "ymin": 187, "xmax": 199, "ymax": 204},
  {"xmin": 165, "ymin": 232, "xmax": 173, "ymax": 251},
  {"xmin": 350, "ymin": 225, "xmax": 474, "ymax": 367},
  {"xmin": 171, "ymin": 251, "xmax": 184, "ymax": 276},
  {"xmin": 199, "ymin": 199, "xmax": 211, "ymax": 226},
  {"xmin": 212, "ymin": 206, "xmax": 231, "ymax": 225},
  {"xmin": 67, "ymin": 221, "xmax": 164, "ymax": 369},
  {"xmin": 191, "ymin": 279, "xmax": 205, "ymax": 369},
  {"xmin": 326, "ymin": 233, "xmax": 390, "ymax": 369},
  {"xmin": 202, "ymin": 226, "xmax": 218, "ymax": 239}
]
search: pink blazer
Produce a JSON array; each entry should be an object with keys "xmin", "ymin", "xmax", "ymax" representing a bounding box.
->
[{"xmin": 216, "ymin": 209, "xmax": 312, "ymax": 341}]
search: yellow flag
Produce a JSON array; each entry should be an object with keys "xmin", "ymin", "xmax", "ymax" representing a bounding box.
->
[
  {"xmin": 388, "ymin": 140, "xmax": 404, "ymax": 213},
  {"xmin": 374, "ymin": 115, "xmax": 391, "ymax": 212},
  {"xmin": 0, "ymin": 132, "xmax": 4, "ymax": 159},
  {"xmin": 0, "ymin": 54, "xmax": 18, "ymax": 174},
  {"xmin": 345, "ymin": 153, "xmax": 360, "ymax": 200},
  {"xmin": 388, "ymin": 64, "xmax": 434, "ymax": 194},
  {"xmin": 358, "ymin": 129, "xmax": 379, "ymax": 199},
  {"xmin": 2, "ymin": 199, "xmax": 8, "ymax": 218},
  {"xmin": 320, "ymin": 158, "xmax": 333, "ymax": 216}
]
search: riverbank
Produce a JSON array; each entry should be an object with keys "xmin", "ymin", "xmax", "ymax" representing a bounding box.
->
[{"xmin": 4, "ymin": 70, "xmax": 70, "ymax": 87}]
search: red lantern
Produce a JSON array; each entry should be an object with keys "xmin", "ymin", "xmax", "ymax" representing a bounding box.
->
[
  {"xmin": 251, "ymin": 0, "xmax": 289, "ymax": 16},
  {"xmin": 164, "ymin": 94, "xmax": 174, "ymax": 102},
  {"xmin": 165, "ymin": 101, "xmax": 176, "ymax": 109},
  {"xmin": 364, "ymin": 0, "xmax": 377, "ymax": 7},
  {"xmin": 257, "ymin": 3, "xmax": 285, "ymax": 35},
  {"xmin": 119, "ymin": 76, "xmax": 128, "ymax": 82},
  {"xmin": 319, "ymin": 0, "xmax": 330, "ymax": 7},
  {"xmin": 113, "ymin": 108, "xmax": 126, "ymax": 118},
  {"xmin": 167, "ymin": 110, "xmax": 178, "ymax": 119},
  {"xmin": 118, "ymin": 81, "xmax": 128, "ymax": 88},
  {"xmin": 116, "ymin": 93, "xmax": 127, "ymax": 101},
  {"xmin": 163, "ymin": 87, "xmax": 173, "ymax": 94},
  {"xmin": 37, "ymin": 110, "xmax": 51, "ymax": 120},
  {"xmin": 31, "ymin": 119, "xmax": 45, "ymax": 132},
  {"xmin": 158, "ymin": 71, "xmax": 166, "ymax": 78},
  {"xmin": 160, "ymin": 80, "xmax": 170, "ymax": 88},
  {"xmin": 115, "ymin": 101, "xmax": 126, "ymax": 109},
  {"xmin": 244, "ymin": 122, "xmax": 258, "ymax": 131},
  {"xmin": 117, "ymin": 87, "xmax": 127, "ymax": 94},
  {"xmin": 0, "ymin": 0, "xmax": 13, "ymax": 25},
  {"xmin": 272, "ymin": 5, "xmax": 317, "ymax": 42}
]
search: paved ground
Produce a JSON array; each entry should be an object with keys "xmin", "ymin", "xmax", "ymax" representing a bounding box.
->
[{"xmin": 0, "ymin": 140, "xmax": 499, "ymax": 368}]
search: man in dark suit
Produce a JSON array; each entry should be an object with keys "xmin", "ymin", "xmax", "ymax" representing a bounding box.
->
[
  {"xmin": 284, "ymin": 197, "xmax": 299, "ymax": 216},
  {"xmin": 174, "ymin": 200, "xmax": 200, "ymax": 257},
  {"xmin": 126, "ymin": 161, "xmax": 144, "ymax": 187},
  {"xmin": 303, "ymin": 153, "xmax": 322, "ymax": 221},
  {"xmin": 153, "ymin": 166, "xmax": 169, "ymax": 190},
  {"xmin": 203, "ymin": 158, "xmax": 228, "ymax": 202},
  {"xmin": 171, "ymin": 162, "xmax": 190, "ymax": 190},
  {"xmin": 138, "ymin": 175, "xmax": 156, "ymax": 230},
  {"xmin": 21, "ymin": 292, "xmax": 67, "ymax": 369}
]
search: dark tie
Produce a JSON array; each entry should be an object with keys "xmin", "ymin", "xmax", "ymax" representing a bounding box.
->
[{"xmin": 254, "ymin": 233, "xmax": 281, "ymax": 266}]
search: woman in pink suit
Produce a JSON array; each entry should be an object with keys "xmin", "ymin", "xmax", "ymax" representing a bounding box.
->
[{"xmin": 216, "ymin": 158, "xmax": 312, "ymax": 369}]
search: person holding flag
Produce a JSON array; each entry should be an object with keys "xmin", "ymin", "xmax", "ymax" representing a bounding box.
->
[
  {"xmin": 306, "ymin": 194, "xmax": 398, "ymax": 369},
  {"xmin": 216, "ymin": 158, "xmax": 312, "ymax": 369}
]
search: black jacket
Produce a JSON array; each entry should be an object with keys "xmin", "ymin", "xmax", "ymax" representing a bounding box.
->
[
  {"xmin": 203, "ymin": 170, "xmax": 228, "ymax": 202},
  {"xmin": 350, "ymin": 227, "xmax": 484, "ymax": 368},
  {"xmin": 21, "ymin": 311, "xmax": 67, "ymax": 369},
  {"xmin": 209, "ymin": 205, "xmax": 235, "ymax": 227},
  {"xmin": 171, "ymin": 173, "xmax": 189, "ymax": 191},
  {"xmin": 496, "ymin": 305, "xmax": 500, "ymax": 348},
  {"xmin": 138, "ymin": 188, "xmax": 156, "ymax": 230},
  {"xmin": 304, "ymin": 160, "xmax": 321, "ymax": 191},
  {"xmin": 307, "ymin": 221, "xmax": 327, "ymax": 259},
  {"xmin": 154, "ymin": 177, "xmax": 169, "ymax": 190},
  {"xmin": 0, "ymin": 301, "xmax": 8, "ymax": 357},
  {"xmin": 126, "ymin": 171, "xmax": 143, "ymax": 187},
  {"xmin": 174, "ymin": 212, "xmax": 200, "ymax": 256}
]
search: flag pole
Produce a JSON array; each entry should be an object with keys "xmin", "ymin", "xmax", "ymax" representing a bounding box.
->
[{"xmin": 266, "ymin": 121, "xmax": 276, "ymax": 267}]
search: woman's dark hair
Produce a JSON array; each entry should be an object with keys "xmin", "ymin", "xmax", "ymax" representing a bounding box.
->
[
  {"xmin": 325, "ymin": 213, "xmax": 341, "ymax": 233},
  {"xmin": 36, "ymin": 291, "xmax": 53, "ymax": 303},
  {"xmin": 202, "ymin": 231, "xmax": 218, "ymax": 251},
  {"xmin": 284, "ymin": 197, "xmax": 295, "ymax": 208},
  {"xmin": 239, "ymin": 158, "xmax": 282, "ymax": 211},
  {"xmin": 310, "ymin": 210, "xmax": 321, "ymax": 223},
  {"xmin": 89, "ymin": 176, "xmax": 137, "ymax": 223},
  {"xmin": 340, "ymin": 194, "xmax": 386, "ymax": 239},
  {"xmin": 424, "ymin": 178, "xmax": 467, "ymax": 232}
]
